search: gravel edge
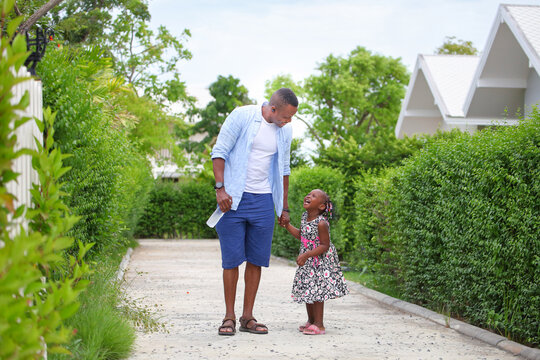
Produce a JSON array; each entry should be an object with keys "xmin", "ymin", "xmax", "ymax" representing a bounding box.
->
[{"xmin": 345, "ymin": 281, "xmax": 539, "ymax": 360}]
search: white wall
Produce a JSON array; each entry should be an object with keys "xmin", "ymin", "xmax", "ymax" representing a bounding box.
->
[
  {"xmin": 6, "ymin": 67, "xmax": 42, "ymax": 235},
  {"xmin": 442, "ymin": 122, "xmax": 477, "ymax": 133},
  {"xmin": 525, "ymin": 67, "xmax": 540, "ymax": 117},
  {"xmin": 398, "ymin": 116, "xmax": 444, "ymax": 137}
]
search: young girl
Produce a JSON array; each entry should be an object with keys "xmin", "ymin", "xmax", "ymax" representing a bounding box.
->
[{"xmin": 282, "ymin": 189, "xmax": 349, "ymax": 335}]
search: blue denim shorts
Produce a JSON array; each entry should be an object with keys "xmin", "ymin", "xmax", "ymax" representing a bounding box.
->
[{"xmin": 215, "ymin": 192, "xmax": 275, "ymax": 269}]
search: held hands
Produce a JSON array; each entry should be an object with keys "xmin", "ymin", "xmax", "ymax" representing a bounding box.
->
[
  {"xmin": 278, "ymin": 210, "xmax": 290, "ymax": 227},
  {"xmin": 216, "ymin": 188, "xmax": 233, "ymax": 212}
]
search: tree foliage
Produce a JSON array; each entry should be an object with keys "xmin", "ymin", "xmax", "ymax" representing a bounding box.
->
[
  {"xmin": 185, "ymin": 75, "xmax": 253, "ymax": 152},
  {"xmin": 303, "ymin": 46, "xmax": 409, "ymax": 152},
  {"xmin": 13, "ymin": 0, "xmax": 195, "ymax": 109},
  {"xmin": 107, "ymin": 3, "xmax": 194, "ymax": 104},
  {"xmin": 436, "ymin": 36, "xmax": 478, "ymax": 55},
  {"xmin": 264, "ymin": 73, "xmax": 305, "ymax": 100},
  {"xmin": 315, "ymin": 132, "xmax": 425, "ymax": 177},
  {"xmin": 13, "ymin": 0, "xmax": 132, "ymax": 43}
]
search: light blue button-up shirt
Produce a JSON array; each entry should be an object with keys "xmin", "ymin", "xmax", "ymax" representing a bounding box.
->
[{"xmin": 211, "ymin": 104, "xmax": 292, "ymax": 216}]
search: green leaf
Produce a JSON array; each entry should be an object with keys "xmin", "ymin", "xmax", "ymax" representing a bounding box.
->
[
  {"xmin": 3, "ymin": 170, "xmax": 19, "ymax": 183},
  {"xmin": 47, "ymin": 346, "xmax": 71, "ymax": 355},
  {"xmin": 52, "ymin": 236, "xmax": 74, "ymax": 251},
  {"xmin": 13, "ymin": 115, "xmax": 31, "ymax": 129},
  {"xmin": 59, "ymin": 302, "xmax": 80, "ymax": 320},
  {"xmin": 34, "ymin": 117, "xmax": 45, "ymax": 133},
  {"xmin": 2, "ymin": 0, "xmax": 15, "ymax": 15},
  {"xmin": 12, "ymin": 34, "xmax": 27, "ymax": 57},
  {"xmin": 6, "ymin": 16, "xmax": 23, "ymax": 38},
  {"xmin": 13, "ymin": 204, "xmax": 25, "ymax": 219}
]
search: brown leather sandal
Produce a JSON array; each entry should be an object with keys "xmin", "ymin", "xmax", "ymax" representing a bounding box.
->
[
  {"xmin": 218, "ymin": 318, "xmax": 236, "ymax": 336},
  {"xmin": 239, "ymin": 316, "xmax": 268, "ymax": 334}
]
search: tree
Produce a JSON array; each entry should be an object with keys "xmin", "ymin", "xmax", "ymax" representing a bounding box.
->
[
  {"xmin": 17, "ymin": 0, "xmax": 64, "ymax": 34},
  {"xmin": 12, "ymin": 0, "xmax": 195, "ymax": 108},
  {"xmin": 185, "ymin": 75, "xmax": 253, "ymax": 153},
  {"xmin": 316, "ymin": 132, "xmax": 424, "ymax": 177},
  {"xmin": 290, "ymin": 138, "xmax": 309, "ymax": 168},
  {"xmin": 264, "ymin": 73, "xmax": 304, "ymax": 100},
  {"xmin": 303, "ymin": 46, "xmax": 409, "ymax": 153},
  {"xmin": 436, "ymin": 36, "xmax": 478, "ymax": 55},
  {"xmin": 12, "ymin": 0, "xmax": 131, "ymax": 42},
  {"xmin": 106, "ymin": 3, "xmax": 194, "ymax": 105}
]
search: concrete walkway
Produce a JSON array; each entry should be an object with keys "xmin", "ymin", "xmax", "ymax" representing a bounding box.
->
[{"xmin": 124, "ymin": 239, "xmax": 519, "ymax": 360}]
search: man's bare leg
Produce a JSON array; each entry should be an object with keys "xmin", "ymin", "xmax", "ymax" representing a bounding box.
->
[
  {"xmin": 241, "ymin": 262, "xmax": 266, "ymax": 331},
  {"xmin": 221, "ymin": 267, "xmax": 239, "ymax": 333}
]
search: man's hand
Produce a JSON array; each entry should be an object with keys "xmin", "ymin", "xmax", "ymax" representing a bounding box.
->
[
  {"xmin": 278, "ymin": 210, "xmax": 290, "ymax": 227},
  {"xmin": 216, "ymin": 188, "xmax": 233, "ymax": 212}
]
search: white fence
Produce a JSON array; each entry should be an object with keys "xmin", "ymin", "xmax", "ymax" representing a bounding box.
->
[{"xmin": 6, "ymin": 67, "xmax": 43, "ymax": 234}]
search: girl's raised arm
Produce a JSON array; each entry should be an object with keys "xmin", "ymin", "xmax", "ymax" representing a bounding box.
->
[{"xmin": 284, "ymin": 222, "xmax": 301, "ymax": 240}]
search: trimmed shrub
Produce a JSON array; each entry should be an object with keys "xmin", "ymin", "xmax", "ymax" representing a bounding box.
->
[
  {"xmin": 391, "ymin": 115, "xmax": 540, "ymax": 345},
  {"xmin": 135, "ymin": 180, "xmax": 216, "ymax": 239},
  {"xmin": 272, "ymin": 166, "xmax": 345, "ymax": 259},
  {"xmin": 38, "ymin": 47, "xmax": 153, "ymax": 254},
  {"xmin": 352, "ymin": 168, "xmax": 400, "ymax": 276}
]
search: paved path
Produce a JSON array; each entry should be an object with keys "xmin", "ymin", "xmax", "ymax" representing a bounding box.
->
[{"xmin": 124, "ymin": 239, "xmax": 517, "ymax": 360}]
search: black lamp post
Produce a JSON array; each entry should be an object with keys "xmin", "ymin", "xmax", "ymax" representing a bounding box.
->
[{"xmin": 24, "ymin": 27, "xmax": 54, "ymax": 76}]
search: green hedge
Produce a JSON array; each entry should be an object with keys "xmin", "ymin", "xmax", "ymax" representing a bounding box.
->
[
  {"xmin": 135, "ymin": 181, "xmax": 217, "ymax": 239},
  {"xmin": 271, "ymin": 166, "xmax": 345, "ymax": 259},
  {"xmin": 38, "ymin": 47, "xmax": 153, "ymax": 254},
  {"xmin": 352, "ymin": 168, "xmax": 400, "ymax": 276},
  {"xmin": 353, "ymin": 114, "xmax": 539, "ymax": 345}
]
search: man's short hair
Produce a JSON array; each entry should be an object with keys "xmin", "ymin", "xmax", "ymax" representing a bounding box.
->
[{"xmin": 271, "ymin": 88, "xmax": 299, "ymax": 108}]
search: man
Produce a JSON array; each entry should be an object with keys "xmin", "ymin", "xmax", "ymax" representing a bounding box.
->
[{"xmin": 211, "ymin": 88, "xmax": 298, "ymax": 335}]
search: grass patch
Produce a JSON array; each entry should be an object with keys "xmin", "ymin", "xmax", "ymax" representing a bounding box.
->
[
  {"xmin": 50, "ymin": 245, "xmax": 138, "ymax": 360},
  {"xmin": 344, "ymin": 270, "xmax": 403, "ymax": 300}
]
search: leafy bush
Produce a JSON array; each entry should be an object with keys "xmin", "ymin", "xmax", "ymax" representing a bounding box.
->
[
  {"xmin": 389, "ymin": 116, "xmax": 539, "ymax": 345},
  {"xmin": 317, "ymin": 130, "xmax": 465, "ymax": 257},
  {"xmin": 135, "ymin": 180, "xmax": 217, "ymax": 239},
  {"xmin": 38, "ymin": 47, "xmax": 153, "ymax": 254},
  {"xmin": 272, "ymin": 166, "xmax": 345, "ymax": 259},
  {"xmin": 351, "ymin": 168, "xmax": 400, "ymax": 275},
  {"xmin": 0, "ymin": 28, "xmax": 91, "ymax": 357}
]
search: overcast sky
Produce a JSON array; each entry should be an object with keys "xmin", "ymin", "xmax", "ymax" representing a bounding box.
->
[{"xmin": 148, "ymin": 0, "xmax": 540, "ymax": 138}]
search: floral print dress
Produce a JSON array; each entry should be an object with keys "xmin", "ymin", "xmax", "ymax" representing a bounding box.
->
[{"xmin": 291, "ymin": 212, "xmax": 349, "ymax": 304}]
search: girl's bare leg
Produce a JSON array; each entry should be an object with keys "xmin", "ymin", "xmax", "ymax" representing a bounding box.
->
[
  {"xmin": 306, "ymin": 303, "xmax": 315, "ymax": 324},
  {"xmin": 311, "ymin": 301, "xmax": 325, "ymax": 330}
]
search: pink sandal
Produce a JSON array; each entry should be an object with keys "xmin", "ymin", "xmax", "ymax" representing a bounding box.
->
[
  {"xmin": 303, "ymin": 324, "xmax": 326, "ymax": 335},
  {"xmin": 298, "ymin": 322, "xmax": 311, "ymax": 332}
]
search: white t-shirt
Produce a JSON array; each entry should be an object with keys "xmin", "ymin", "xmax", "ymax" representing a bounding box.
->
[{"xmin": 244, "ymin": 117, "xmax": 278, "ymax": 193}]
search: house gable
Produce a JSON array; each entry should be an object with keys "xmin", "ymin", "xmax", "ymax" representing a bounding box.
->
[
  {"xmin": 395, "ymin": 58, "xmax": 444, "ymax": 138},
  {"xmin": 396, "ymin": 4, "xmax": 540, "ymax": 138},
  {"xmin": 463, "ymin": 5, "xmax": 539, "ymax": 120}
]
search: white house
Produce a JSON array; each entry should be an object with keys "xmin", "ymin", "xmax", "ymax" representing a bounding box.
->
[{"xmin": 396, "ymin": 4, "xmax": 540, "ymax": 138}]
